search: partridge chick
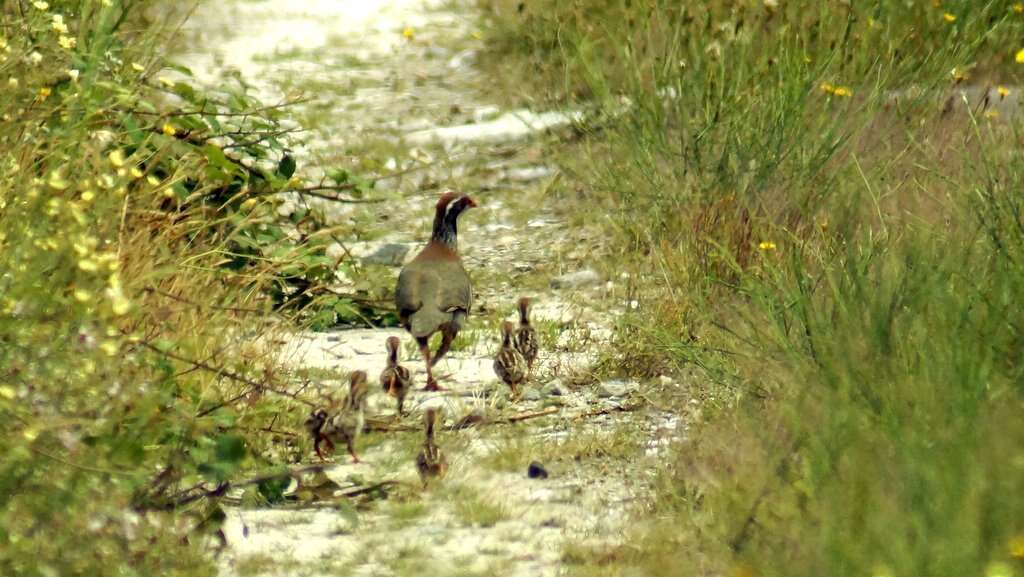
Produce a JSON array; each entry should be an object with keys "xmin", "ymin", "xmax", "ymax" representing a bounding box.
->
[
  {"xmin": 514, "ymin": 297, "xmax": 539, "ymax": 378},
  {"xmin": 321, "ymin": 371, "xmax": 369, "ymax": 463},
  {"xmin": 380, "ymin": 336, "xmax": 412, "ymax": 417},
  {"xmin": 415, "ymin": 408, "xmax": 448, "ymax": 487},
  {"xmin": 303, "ymin": 407, "xmax": 334, "ymax": 461},
  {"xmin": 395, "ymin": 191, "xmax": 477, "ymax": 390},
  {"xmin": 494, "ymin": 321, "xmax": 527, "ymax": 398}
]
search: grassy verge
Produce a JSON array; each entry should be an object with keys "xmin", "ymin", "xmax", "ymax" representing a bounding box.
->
[
  {"xmin": 0, "ymin": 1, "xmax": 371, "ymax": 574},
  {"xmin": 480, "ymin": 1, "xmax": 1024, "ymax": 575}
]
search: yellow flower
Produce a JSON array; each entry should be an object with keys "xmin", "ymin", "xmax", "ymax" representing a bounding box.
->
[
  {"xmin": 38, "ymin": 87, "xmax": 51, "ymax": 100},
  {"xmin": 0, "ymin": 385, "xmax": 15, "ymax": 400},
  {"xmin": 1014, "ymin": 3, "xmax": 1024, "ymax": 13},
  {"xmin": 8, "ymin": 77, "xmax": 17, "ymax": 88},
  {"xmin": 163, "ymin": 188, "xmax": 175, "ymax": 199},
  {"xmin": 158, "ymin": 76, "xmax": 175, "ymax": 87},
  {"xmin": 100, "ymin": 340, "xmax": 119, "ymax": 356},
  {"xmin": 78, "ymin": 259, "xmax": 99, "ymax": 272},
  {"xmin": 240, "ymin": 197, "xmax": 258, "ymax": 210},
  {"xmin": 402, "ymin": 26, "xmax": 415, "ymax": 40},
  {"xmin": 47, "ymin": 170, "xmax": 69, "ymax": 190},
  {"xmin": 131, "ymin": 62, "xmax": 145, "ymax": 72},
  {"xmin": 130, "ymin": 167, "xmax": 144, "ymax": 179},
  {"xmin": 100, "ymin": 254, "xmax": 119, "ymax": 272},
  {"xmin": 832, "ymin": 86, "xmax": 852, "ymax": 97},
  {"xmin": 109, "ymin": 293, "xmax": 131, "ymax": 316},
  {"xmin": 162, "ymin": 123, "xmax": 176, "ymax": 136},
  {"xmin": 80, "ymin": 190, "xmax": 95, "ymax": 202},
  {"xmin": 73, "ymin": 289, "xmax": 91, "ymax": 302},
  {"xmin": 22, "ymin": 427, "xmax": 38, "ymax": 441},
  {"xmin": 147, "ymin": 175, "xmax": 161, "ymax": 186},
  {"xmin": 108, "ymin": 149, "xmax": 126, "ymax": 167},
  {"xmin": 943, "ymin": 12, "xmax": 956, "ymax": 22},
  {"xmin": 758, "ymin": 241, "xmax": 777, "ymax": 251},
  {"xmin": 58, "ymin": 35, "xmax": 76, "ymax": 49},
  {"xmin": 820, "ymin": 82, "xmax": 834, "ymax": 94},
  {"xmin": 52, "ymin": 15, "xmax": 68, "ymax": 34},
  {"xmin": 32, "ymin": 0, "xmax": 49, "ymax": 9},
  {"xmin": 1009, "ymin": 534, "xmax": 1024, "ymax": 558},
  {"xmin": 951, "ymin": 67, "xmax": 967, "ymax": 82},
  {"xmin": 998, "ymin": 85, "xmax": 1010, "ymax": 98},
  {"xmin": 1017, "ymin": 48, "xmax": 1024, "ymax": 64}
]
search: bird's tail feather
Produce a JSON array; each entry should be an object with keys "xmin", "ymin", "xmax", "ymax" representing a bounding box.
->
[{"xmin": 410, "ymin": 308, "xmax": 448, "ymax": 338}]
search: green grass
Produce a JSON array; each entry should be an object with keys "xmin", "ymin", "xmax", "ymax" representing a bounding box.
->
[
  {"xmin": 480, "ymin": 0, "xmax": 1024, "ymax": 575},
  {"xmin": 447, "ymin": 484, "xmax": 511, "ymax": 528}
]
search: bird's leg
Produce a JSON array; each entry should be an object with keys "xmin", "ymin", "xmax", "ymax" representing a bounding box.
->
[
  {"xmin": 419, "ymin": 341, "xmax": 435, "ymax": 391},
  {"xmin": 347, "ymin": 441, "xmax": 361, "ymax": 464},
  {"xmin": 313, "ymin": 436, "xmax": 326, "ymax": 461},
  {"xmin": 419, "ymin": 340, "xmax": 446, "ymax": 391},
  {"xmin": 430, "ymin": 331, "xmax": 455, "ymax": 368},
  {"xmin": 321, "ymin": 435, "xmax": 336, "ymax": 457}
]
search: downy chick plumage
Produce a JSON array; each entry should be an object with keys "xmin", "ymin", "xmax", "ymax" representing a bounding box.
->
[{"xmin": 321, "ymin": 371, "xmax": 369, "ymax": 463}]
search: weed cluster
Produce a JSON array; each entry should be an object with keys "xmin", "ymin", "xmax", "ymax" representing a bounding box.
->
[{"xmin": 481, "ymin": 1, "xmax": 1024, "ymax": 574}]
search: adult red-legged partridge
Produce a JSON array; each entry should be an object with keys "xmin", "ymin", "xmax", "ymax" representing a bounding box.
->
[
  {"xmin": 380, "ymin": 336, "xmax": 412, "ymax": 417},
  {"xmin": 395, "ymin": 191, "xmax": 477, "ymax": 391},
  {"xmin": 514, "ymin": 297, "xmax": 538, "ymax": 378},
  {"xmin": 321, "ymin": 371, "xmax": 369, "ymax": 463},
  {"xmin": 415, "ymin": 408, "xmax": 448, "ymax": 487},
  {"xmin": 494, "ymin": 321, "xmax": 527, "ymax": 398}
]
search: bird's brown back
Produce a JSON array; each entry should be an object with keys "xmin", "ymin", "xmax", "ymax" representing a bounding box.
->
[{"xmin": 396, "ymin": 241, "xmax": 472, "ymax": 336}]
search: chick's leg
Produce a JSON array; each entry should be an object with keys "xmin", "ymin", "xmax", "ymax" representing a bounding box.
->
[{"xmin": 347, "ymin": 440, "xmax": 361, "ymax": 464}]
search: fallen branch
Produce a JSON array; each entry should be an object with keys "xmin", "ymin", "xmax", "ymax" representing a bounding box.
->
[
  {"xmin": 154, "ymin": 467, "xmax": 403, "ymax": 510},
  {"xmin": 362, "ymin": 400, "xmax": 639, "ymax": 433},
  {"xmin": 153, "ymin": 464, "xmax": 328, "ymax": 510},
  {"xmin": 572, "ymin": 402, "xmax": 643, "ymax": 420}
]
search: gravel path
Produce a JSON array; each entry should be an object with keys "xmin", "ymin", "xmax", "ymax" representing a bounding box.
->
[{"xmin": 180, "ymin": 2, "xmax": 682, "ymax": 575}]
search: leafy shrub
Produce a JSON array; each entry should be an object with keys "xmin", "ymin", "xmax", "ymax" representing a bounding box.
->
[{"xmin": 0, "ymin": 1, "xmax": 373, "ymax": 574}]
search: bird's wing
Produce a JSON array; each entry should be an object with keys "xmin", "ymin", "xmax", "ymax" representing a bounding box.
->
[
  {"xmin": 395, "ymin": 266, "xmax": 427, "ymax": 318},
  {"xmin": 435, "ymin": 260, "xmax": 472, "ymax": 313}
]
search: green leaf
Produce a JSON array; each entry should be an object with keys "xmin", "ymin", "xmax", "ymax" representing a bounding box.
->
[
  {"xmin": 164, "ymin": 62, "xmax": 195, "ymax": 76},
  {"xmin": 214, "ymin": 434, "xmax": 247, "ymax": 463},
  {"xmin": 278, "ymin": 153, "xmax": 296, "ymax": 179},
  {"xmin": 172, "ymin": 82, "xmax": 197, "ymax": 102},
  {"xmin": 257, "ymin": 475, "xmax": 291, "ymax": 504}
]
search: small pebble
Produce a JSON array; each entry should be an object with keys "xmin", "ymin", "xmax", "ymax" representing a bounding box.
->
[{"xmin": 528, "ymin": 461, "xmax": 549, "ymax": 479}]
